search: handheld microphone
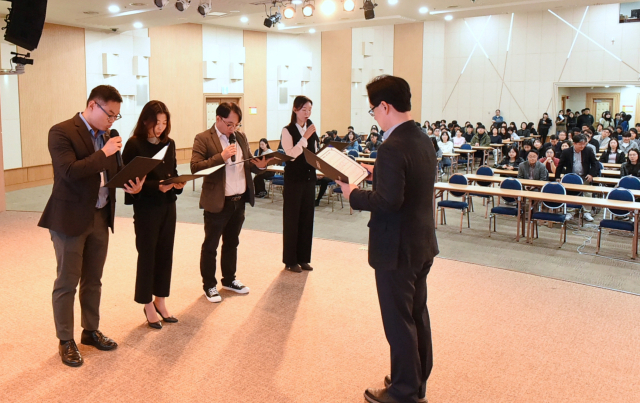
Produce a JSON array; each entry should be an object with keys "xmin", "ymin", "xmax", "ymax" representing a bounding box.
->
[
  {"xmin": 110, "ymin": 129, "xmax": 123, "ymax": 167},
  {"xmin": 229, "ymin": 132, "xmax": 236, "ymax": 162}
]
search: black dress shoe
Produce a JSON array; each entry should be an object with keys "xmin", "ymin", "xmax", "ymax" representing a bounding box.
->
[
  {"xmin": 364, "ymin": 388, "xmax": 400, "ymax": 403},
  {"xmin": 80, "ymin": 330, "xmax": 119, "ymax": 350},
  {"xmin": 314, "ymin": 200, "xmax": 321, "ymax": 207},
  {"xmin": 59, "ymin": 340, "xmax": 83, "ymax": 367},
  {"xmin": 154, "ymin": 302, "xmax": 178, "ymax": 323},
  {"xmin": 299, "ymin": 263, "xmax": 314, "ymax": 271},
  {"xmin": 143, "ymin": 307, "xmax": 162, "ymax": 329},
  {"xmin": 384, "ymin": 375, "xmax": 427, "ymax": 402},
  {"xmin": 285, "ymin": 264, "xmax": 302, "ymax": 273}
]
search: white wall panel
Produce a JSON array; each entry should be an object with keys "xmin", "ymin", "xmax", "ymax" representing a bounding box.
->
[
  {"xmin": 202, "ymin": 26, "xmax": 244, "ymax": 94},
  {"xmin": 1, "ymin": 70, "xmax": 22, "ymax": 169}
]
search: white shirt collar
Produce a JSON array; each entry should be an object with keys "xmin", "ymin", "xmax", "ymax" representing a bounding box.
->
[{"xmin": 383, "ymin": 120, "xmax": 410, "ymax": 141}]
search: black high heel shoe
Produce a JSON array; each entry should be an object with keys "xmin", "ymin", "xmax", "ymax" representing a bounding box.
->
[
  {"xmin": 144, "ymin": 307, "xmax": 162, "ymax": 329},
  {"xmin": 153, "ymin": 302, "xmax": 178, "ymax": 323}
]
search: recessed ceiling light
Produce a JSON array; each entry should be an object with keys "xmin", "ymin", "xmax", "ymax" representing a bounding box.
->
[
  {"xmin": 208, "ymin": 12, "xmax": 227, "ymax": 16},
  {"xmin": 292, "ymin": 0, "xmax": 303, "ymax": 4},
  {"xmin": 83, "ymin": 11, "xmax": 100, "ymax": 15},
  {"xmin": 240, "ymin": 16, "xmax": 248, "ymax": 23},
  {"xmin": 133, "ymin": 22, "xmax": 143, "ymax": 29},
  {"xmin": 230, "ymin": 10, "xmax": 240, "ymax": 12},
  {"xmin": 309, "ymin": 28, "xmax": 316, "ymax": 33},
  {"xmin": 129, "ymin": 2, "xmax": 146, "ymax": 6},
  {"xmin": 108, "ymin": 5, "xmax": 120, "ymax": 13},
  {"xmin": 321, "ymin": 0, "xmax": 336, "ymax": 15},
  {"xmin": 444, "ymin": 15, "xmax": 453, "ymax": 21},
  {"xmin": 604, "ymin": 85, "xmax": 610, "ymax": 88},
  {"xmin": 419, "ymin": 6, "xmax": 428, "ymax": 14},
  {"xmin": 388, "ymin": 0, "xmax": 398, "ymax": 4}
]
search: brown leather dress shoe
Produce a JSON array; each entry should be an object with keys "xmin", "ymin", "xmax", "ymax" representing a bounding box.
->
[
  {"xmin": 384, "ymin": 375, "xmax": 427, "ymax": 403},
  {"xmin": 285, "ymin": 264, "xmax": 302, "ymax": 273},
  {"xmin": 364, "ymin": 388, "xmax": 400, "ymax": 403},
  {"xmin": 80, "ymin": 330, "xmax": 118, "ymax": 351},
  {"xmin": 59, "ymin": 340, "xmax": 83, "ymax": 367},
  {"xmin": 299, "ymin": 263, "xmax": 314, "ymax": 271}
]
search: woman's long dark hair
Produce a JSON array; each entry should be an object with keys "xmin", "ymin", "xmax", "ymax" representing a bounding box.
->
[
  {"xmin": 258, "ymin": 138, "xmax": 271, "ymax": 155},
  {"xmin": 290, "ymin": 96, "xmax": 313, "ymax": 125},
  {"xmin": 131, "ymin": 100, "xmax": 171, "ymax": 143}
]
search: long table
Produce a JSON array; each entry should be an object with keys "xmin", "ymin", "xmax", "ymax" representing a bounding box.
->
[
  {"xmin": 434, "ymin": 182, "xmax": 640, "ymax": 257},
  {"xmin": 492, "ymin": 168, "xmax": 621, "ymax": 179}
]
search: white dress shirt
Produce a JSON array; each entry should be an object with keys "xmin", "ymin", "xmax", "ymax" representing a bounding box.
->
[
  {"xmin": 216, "ymin": 125, "xmax": 246, "ymax": 196},
  {"xmin": 281, "ymin": 122, "xmax": 318, "ymax": 159}
]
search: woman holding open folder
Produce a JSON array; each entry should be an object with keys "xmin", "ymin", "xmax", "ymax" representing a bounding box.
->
[
  {"xmin": 280, "ymin": 95, "xmax": 319, "ymax": 273},
  {"xmin": 122, "ymin": 100, "xmax": 185, "ymax": 329}
]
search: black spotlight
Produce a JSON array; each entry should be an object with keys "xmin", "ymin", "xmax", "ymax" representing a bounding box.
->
[
  {"xmin": 264, "ymin": 17, "xmax": 273, "ymax": 28},
  {"xmin": 363, "ymin": 0, "xmax": 376, "ymax": 20}
]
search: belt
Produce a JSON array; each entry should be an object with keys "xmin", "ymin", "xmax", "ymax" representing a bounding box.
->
[{"xmin": 225, "ymin": 194, "xmax": 244, "ymax": 202}]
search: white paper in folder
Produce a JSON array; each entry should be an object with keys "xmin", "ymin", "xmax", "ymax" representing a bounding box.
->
[{"xmin": 316, "ymin": 147, "xmax": 369, "ymax": 185}]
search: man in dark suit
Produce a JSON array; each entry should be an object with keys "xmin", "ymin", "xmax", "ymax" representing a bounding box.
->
[
  {"xmin": 38, "ymin": 85, "xmax": 144, "ymax": 367},
  {"xmin": 191, "ymin": 102, "xmax": 270, "ymax": 303},
  {"xmin": 338, "ymin": 75, "xmax": 439, "ymax": 403}
]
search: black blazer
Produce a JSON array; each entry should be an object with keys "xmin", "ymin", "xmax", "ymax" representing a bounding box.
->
[
  {"xmin": 599, "ymin": 150, "xmax": 626, "ymax": 164},
  {"xmin": 38, "ymin": 114, "xmax": 119, "ymax": 237},
  {"xmin": 556, "ymin": 146, "xmax": 599, "ymax": 178},
  {"xmin": 350, "ymin": 121, "xmax": 439, "ymax": 271}
]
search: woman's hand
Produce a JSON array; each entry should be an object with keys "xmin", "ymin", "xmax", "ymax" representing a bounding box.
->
[{"xmin": 159, "ymin": 183, "xmax": 174, "ymax": 193}]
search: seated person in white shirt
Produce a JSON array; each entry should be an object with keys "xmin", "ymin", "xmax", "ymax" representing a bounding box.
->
[{"xmin": 437, "ymin": 132, "xmax": 454, "ymax": 171}]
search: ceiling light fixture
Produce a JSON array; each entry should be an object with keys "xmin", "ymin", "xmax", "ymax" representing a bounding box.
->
[
  {"xmin": 309, "ymin": 28, "xmax": 316, "ymax": 33},
  {"xmin": 283, "ymin": 5, "xmax": 296, "ymax": 18},
  {"xmin": 240, "ymin": 16, "xmax": 249, "ymax": 23},
  {"xmin": 419, "ymin": 6, "xmax": 428, "ymax": 14},
  {"xmin": 388, "ymin": 0, "xmax": 398, "ymax": 4},
  {"xmin": 197, "ymin": 1, "xmax": 211, "ymax": 17},
  {"xmin": 321, "ymin": 0, "xmax": 336, "ymax": 14},
  {"xmin": 444, "ymin": 14, "xmax": 453, "ymax": 21},
  {"xmin": 292, "ymin": 0, "xmax": 303, "ymax": 4},
  {"xmin": 302, "ymin": 1, "xmax": 315, "ymax": 17},
  {"xmin": 277, "ymin": 22, "xmax": 285, "ymax": 29},
  {"xmin": 264, "ymin": 11, "xmax": 282, "ymax": 28},
  {"xmin": 363, "ymin": 0, "xmax": 377, "ymax": 20},
  {"xmin": 154, "ymin": 0, "xmax": 169, "ymax": 9},
  {"xmin": 133, "ymin": 22, "xmax": 144, "ymax": 29},
  {"xmin": 175, "ymin": 0, "xmax": 191, "ymax": 12},
  {"xmin": 108, "ymin": 5, "xmax": 120, "ymax": 13},
  {"xmin": 343, "ymin": 0, "xmax": 355, "ymax": 11}
]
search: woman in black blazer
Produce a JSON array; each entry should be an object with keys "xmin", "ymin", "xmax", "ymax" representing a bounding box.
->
[
  {"xmin": 280, "ymin": 96, "xmax": 319, "ymax": 273},
  {"xmin": 122, "ymin": 100, "xmax": 185, "ymax": 329},
  {"xmin": 599, "ymin": 138, "xmax": 626, "ymax": 164}
]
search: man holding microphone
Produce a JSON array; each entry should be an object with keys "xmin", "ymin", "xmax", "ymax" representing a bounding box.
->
[
  {"xmin": 338, "ymin": 75, "xmax": 439, "ymax": 403},
  {"xmin": 39, "ymin": 85, "xmax": 145, "ymax": 367},
  {"xmin": 191, "ymin": 102, "xmax": 270, "ymax": 303}
]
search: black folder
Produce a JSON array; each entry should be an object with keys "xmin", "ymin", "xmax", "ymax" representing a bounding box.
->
[
  {"xmin": 231, "ymin": 151, "xmax": 294, "ymax": 166},
  {"xmin": 105, "ymin": 157, "xmax": 162, "ymax": 188},
  {"xmin": 160, "ymin": 164, "xmax": 226, "ymax": 184},
  {"xmin": 318, "ymin": 141, "xmax": 349, "ymax": 152}
]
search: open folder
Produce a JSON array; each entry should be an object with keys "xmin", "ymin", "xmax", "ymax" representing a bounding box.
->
[
  {"xmin": 160, "ymin": 164, "xmax": 225, "ymax": 184},
  {"xmin": 105, "ymin": 157, "xmax": 162, "ymax": 188},
  {"xmin": 303, "ymin": 148, "xmax": 368, "ymax": 185},
  {"xmin": 318, "ymin": 141, "xmax": 349, "ymax": 152},
  {"xmin": 230, "ymin": 151, "xmax": 294, "ymax": 166}
]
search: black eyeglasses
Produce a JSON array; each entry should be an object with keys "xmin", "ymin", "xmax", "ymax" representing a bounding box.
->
[
  {"xmin": 368, "ymin": 105, "xmax": 379, "ymax": 117},
  {"xmin": 95, "ymin": 102, "xmax": 122, "ymax": 122}
]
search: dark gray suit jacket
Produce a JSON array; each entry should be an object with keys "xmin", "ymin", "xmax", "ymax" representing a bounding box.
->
[{"xmin": 350, "ymin": 120, "xmax": 439, "ymax": 271}]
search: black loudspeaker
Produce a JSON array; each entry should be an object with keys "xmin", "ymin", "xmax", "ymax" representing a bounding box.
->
[{"xmin": 4, "ymin": 0, "xmax": 49, "ymax": 51}]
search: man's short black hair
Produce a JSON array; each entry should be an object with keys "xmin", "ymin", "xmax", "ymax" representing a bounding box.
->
[
  {"xmin": 573, "ymin": 133, "xmax": 587, "ymax": 143},
  {"xmin": 87, "ymin": 85, "xmax": 123, "ymax": 107},
  {"xmin": 549, "ymin": 134, "xmax": 557, "ymax": 141},
  {"xmin": 622, "ymin": 131, "xmax": 631, "ymax": 138},
  {"xmin": 366, "ymin": 75, "xmax": 411, "ymax": 113},
  {"xmin": 348, "ymin": 126, "xmax": 354, "ymax": 130},
  {"xmin": 216, "ymin": 102, "xmax": 243, "ymax": 122}
]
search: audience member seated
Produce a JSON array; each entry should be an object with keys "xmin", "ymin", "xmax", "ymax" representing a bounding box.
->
[
  {"xmin": 453, "ymin": 128, "xmax": 466, "ymax": 147},
  {"xmin": 556, "ymin": 133, "xmax": 599, "ymax": 185},
  {"xmin": 365, "ymin": 134, "xmax": 381, "ymax": 153},
  {"xmin": 519, "ymin": 139, "xmax": 534, "ymax": 160},
  {"xmin": 253, "ymin": 138, "xmax": 275, "ymax": 198},
  {"xmin": 532, "ymin": 139, "xmax": 544, "ymax": 157},
  {"xmin": 620, "ymin": 149, "xmax": 640, "ymax": 178},
  {"xmin": 518, "ymin": 150, "xmax": 549, "ymax": 183},
  {"xmin": 560, "ymin": 140, "xmax": 572, "ymax": 152},
  {"xmin": 464, "ymin": 125, "xmax": 475, "ymax": 143},
  {"xmin": 594, "ymin": 127, "xmax": 612, "ymax": 150},
  {"xmin": 517, "ymin": 122, "xmax": 530, "ymax": 138},
  {"xmin": 599, "ymin": 111, "xmax": 614, "ymax": 129},
  {"xmin": 619, "ymin": 132, "xmax": 638, "ymax": 155},
  {"xmin": 344, "ymin": 132, "xmax": 362, "ymax": 152},
  {"xmin": 540, "ymin": 148, "xmax": 559, "ymax": 177},
  {"xmin": 527, "ymin": 122, "xmax": 538, "ymax": 137},
  {"xmin": 542, "ymin": 134, "xmax": 560, "ymax": 158},
  {"xmin": 438, "ymin": 132, "xmax": 454, "ymax": 172},
  {"xmin": 599, "ymin": 139, "xmax": 625, "ymax": 164},
  {"xmin": 557, "ymin": 131, "xmax": 568, "ymax": 143},
  {"xmin": 498, "ymin": 146, "xmax": 523, "ymax": 170},
  {"xmin": 470, "ymin": 125, "xmax": 491, "ymax": 163},
  {"xmin": 343, "ymin": 126, "xmax": 355, "ymax": 142}
]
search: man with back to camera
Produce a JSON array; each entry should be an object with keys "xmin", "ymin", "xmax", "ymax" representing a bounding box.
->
[
  {"xmin": 190, "ymin": 102, "xmax": 271, "ymax": 303},
  {"xmin": 38, "ymin": 85, "xmax": 145, "ymax": 367},
  {"xmin": 337, "ymin": 75, "xmax": 439, "ymax": 403}
]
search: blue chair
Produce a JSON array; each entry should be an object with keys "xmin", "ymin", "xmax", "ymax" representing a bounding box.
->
[
  {"xmin": 470, "ymin": 166, "xmax": 495, "ymax": 218},
  {"xmin": 489, "ymin": 178, "xmax": 525, "ymax": 241},
  {"xmin": 560, "ymin": 173, "xmax": 584, "ymax": 226},
  {"xmin": 619, "ymin": 176, "xmax": 640, "ymax": 191},
  {"xmin": 596, "ymin": 188, "xmax": 636, "ymax": 255},
  {"xmin": 348, "ymin": 150, "xmax": 359, "ymax": 158},
  {"xmin": 530, "ymin": 182, "xmax": 568, "ymax": 247},
  {"xmin": 457, "ymin": 143, "xmax": 472, "ymax": 171},
  {"xmin": 436, "ymin": 174, "xmax": 470, "ymax": 232},
  {"xmin": 370, "ymin": 151, "xmax": 378, "ymax": 159}
]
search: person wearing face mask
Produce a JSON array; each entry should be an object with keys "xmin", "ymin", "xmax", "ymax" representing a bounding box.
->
[{"xmin": 122, "ymin": 100, "xmax": 186, "ymax": 330}]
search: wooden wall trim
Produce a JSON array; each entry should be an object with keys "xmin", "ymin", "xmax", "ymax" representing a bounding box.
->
[
  {"xmin": 321, "ymin": 29, "xmax": 352, "ymax": 134},
  {"xmin": 4, "ymin": 164, "xmax": 54, "ymax": 192},
  {"xmin": 394, "ymin": 23, "xmax": 424, "ymax": 122},
  {"xmin": 243, "ymin": 31, "xmax": 267, "ymax": 144}
]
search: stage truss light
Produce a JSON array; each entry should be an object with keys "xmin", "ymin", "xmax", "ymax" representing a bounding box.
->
[
  {"xmin": 283, "ymin": 5, "xmax": 296, "ymax": 18},
  {"xmin": 302, "ymin": 1, "xmax": 315, "ymax": 17},
  {"xmin": 343, "ymin": 0, "xmax": 355, "ymax": 11},
  {"xmin": 175, "ymin": 0, "xmax": 191, "ymax": 12}
]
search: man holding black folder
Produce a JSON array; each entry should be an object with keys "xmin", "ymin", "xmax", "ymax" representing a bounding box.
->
[
  {"xmin": 191, "ymin": 102, "xmax": 270, "ymax": 303},
  {"xmin": 337, "ymin": 76, "xmax": 439, "ymax": 403},
  {"xmin": 39, "ymin": 85, "xmax": 145, "ymax": 367}
]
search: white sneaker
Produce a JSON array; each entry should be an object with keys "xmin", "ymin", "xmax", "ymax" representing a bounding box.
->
[
  {"xmin": 204, "ymin": 287, "xmax": 222, "ymax": 303},
  {"xmin": 222, "ymin": 280, "xmax": 250, "ymax": 294},
  {"xmin": 583, "ymin": 212, "xmax": 594, "ymax": 222},
  {"xmin": 565, "ymin": 213, "xmax": 573, "ymax": 221}
]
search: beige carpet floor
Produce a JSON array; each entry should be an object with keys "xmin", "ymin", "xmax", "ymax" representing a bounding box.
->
[{"xmin": 0, "ymin": 211, "xmax": 639, "ymax": 402}]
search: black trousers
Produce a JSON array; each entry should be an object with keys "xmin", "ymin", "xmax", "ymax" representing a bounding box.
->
[
  {"xmin": 315, "ymin": 177, "xmax": 333, "ymax": 201},
  {"xmin": 375, "ymin": 260, "xmax": 434, "ymax": 403},
  {"xmin": 200, "ymin": 198, "xmax": 246, "ymax": 289},
  {"xmin": 50, "ymin": 207, "xmax": 110, "ymax": 341},
  {"xmin": 254, "ymin": 170, "xmax": 275, "ymax": 194},
  {"xmin": 133, "ymin": 202, "xmax": 177, "ymax": 304},
  {"xmin": 539, "ymin": 128, "xmax": 549, "ymax": 144},
  {"xmin": 282, "ymin": 176, "xmax": 315, "ymax": 266}
]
